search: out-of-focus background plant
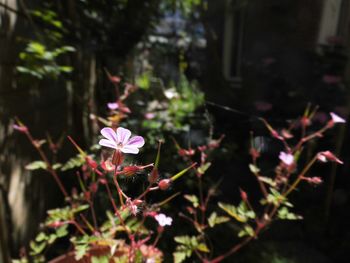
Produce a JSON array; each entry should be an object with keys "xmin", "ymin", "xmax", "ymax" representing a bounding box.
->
[{"xmin": 1, "ymin": 0, "xmax": 350, "ymax": 262}]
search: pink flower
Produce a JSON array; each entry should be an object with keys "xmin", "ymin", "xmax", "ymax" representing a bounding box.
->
[
  {"xmin": 107, "ymin": 102, "xmax": 119, "ymax": 110},
  {"xmin": 99, "ymin": 127, "xmax": 145, "ymax": 154},
  {"xmin": 155, "ymin": 213, "xmax": 172, "ymax": 227},
  {"xmin": 144, "ymin": 112, "xmax": 156, "ymax": 120},
  {"xmin": 279, "ymin": 151, "xmax": 294, "ymax": 166},
  {"xmin": 330, "ymin": 112, "xmax": 346, "ymax": 123},
  {"xmin": 317, "ymin": 151, "xmax": 343, "ymax": 164}
]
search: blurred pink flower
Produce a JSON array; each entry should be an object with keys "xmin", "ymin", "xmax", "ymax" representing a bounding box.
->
[
  {"xmin": 279, "ymin": 151, "xmax": 294, "ymax": 166},
  {"xmin": 107, "ymin": 102, "xmax": 119, "ymax": 110},
  {"xmin": 330, "ymin": 112, "xmax": 346, "ymax": 123},
  {"xmin": 144, "ymin": 112, "xmax": 156, "ymax": 120},
  {"xmin": 99, "ymin": 127, "xmax": 145, "ymax": 154},
  {"xmin": 155, "ymin": 213, "xmax": 172, "ymax": 227}
]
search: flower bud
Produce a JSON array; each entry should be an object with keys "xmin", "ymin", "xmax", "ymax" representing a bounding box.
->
[
  {"xmin": 86, "ymin": 156, "xmax": 98, "ymax": 170},
  {"xmin": 158, "ymin": 179, "xmax": 172, "ymax": 190},
  {"xmin": 122, "ymin": 166, "xmax": 142, "ymax": 177},
  {"xmin": 317, "ymin": 151, "xmax": 343, "ymax": 164},
  {"xmin": 240, "ymin": 188, "xmax": 248, "ymax": 201},
  {"xmin": 13, "ymin": 124, "xmax": 28, "ymax": 133},
  {"xmin": 303, "ymin": 176, "xmax": 323, "ymax": 185},
  {"xmin": 149, "ymin": 168, "xmax": 159, "ymax": 184},
  {"xmin": 301, "ymin": 116, "xmax": 311, "ymax": 127},
  {"xmin": 101, "ymin": 159, "xmax": 115, "ymax": 172},
  {"xmin": 112, "ymin": 150, "xmax": 124, "ymax": 166},
  {"xmin": 89, "ymin": 182, "xmax": 98, "ymax": 193}
]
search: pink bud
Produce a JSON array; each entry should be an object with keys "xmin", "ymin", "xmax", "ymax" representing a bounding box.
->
[
  {"xmin": 89, "ymin": 182, "xmax": 98, "ymax": 193},
  {"xmin": 101, "ymin": 159, "xmax": 115, "ymax": 172},
  {"xmin": 13, "ymin": 124, "xmax": 28, "ymax": 133},
  {"xmin": 112, "ymin": 150, "xmax": 124, "ymax": 166},
  {"xmin": 86, "ymin": 156, "xmax": 98, "ymax": 170},
  {"xmin": 301, "ymin": 116, "xmax": 311, "ymax": 127},
  {"xmin": 178, "ymin": 148, "xmax": 195, "ymax": 157},
  {"xmin": 302, "ymin": 176, "xmax": 323, "ymax": 185},
  {"xmin": 240, "ymin": 188, "xmax": 248, "ymax": 201},
  {"xmin": 149, "ymin": 168, "xmax": 159, "ymax": 184},
  {"xmin": 158, "ymin": 179, "xmax": 171, "ymax": 190},
  {"xmin": 108, "ymin": 75, "xmax": 121, "ymax": 84},
  {"xmin": 317, "ymin": 151, "xmax": 343, "ymax": 164}
]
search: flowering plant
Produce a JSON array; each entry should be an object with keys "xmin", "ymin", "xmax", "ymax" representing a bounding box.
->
[{"xmin": 12, "ymin": 73, "xmax": 346, "ymax": 263}]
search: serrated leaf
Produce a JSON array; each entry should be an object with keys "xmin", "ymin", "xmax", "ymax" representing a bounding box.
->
[
  {"xmin": 74, "ymin": 244, "xmax": 89, "ymax": 261},
  {"xmin": 61, "ymin": 154, "xmax": 85, "ymax": 171},
  {"xmin": 52, "ymin": 163, "xmax": 62, "ymax": 170},
  {"xmin": 208, "ymin": 212, "xmax": 230, "ymax": 228},
  {"xmin": 35, "ymin": 232, "xmax": 48, "ymax": 242},
  {"xmin": 238, "ymin": 225, "xmax": 255, "ymax": 238},
  {"xmin": 277, "ymin": 207, "xmax": 303, "ymax": 220},
  {"xmin": 56, "ymin": 225, "xmax": 68, "ymax": 237},
  {"xmin": 218, "ymin": 202, "xmax": 246, "ymax": 223},
  {"xmin": 25, "ymin": 161, "xmax": 47, "ymax": 170},
  {"xmin": 47, "ymin": 234, "xmax": 57, "ymax": 244},
  {"xmin": 174, "ymin": 236, "xmax": 191, "ymax": 245},
  {"xmin": 29, "ymin": 241, "xmax": 46, "ymax": 255},
  {"xmin": 173, "ymin": 251, "xmax": 187, "ymax": 263}
]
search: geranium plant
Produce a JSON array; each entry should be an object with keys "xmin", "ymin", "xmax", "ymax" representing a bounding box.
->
[{"xmin": 12, "ymin": 74, "xmax": 346, "ymax": 263}]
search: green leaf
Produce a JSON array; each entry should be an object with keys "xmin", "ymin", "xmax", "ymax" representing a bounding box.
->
[
  {"xmin": 29, "ymin": 241, "xmax": 46, "ymax": 255},
  {"xmin": 218, "ymin": 202, "xmax": 246, "ymax": 223},
  {"xmin": 59, "ymin": 66, "xmax": 73, "ymax": 72},
  {"xmin": 197, "ymin": 162, "xmax": 211, "ymax": 175},
  {"xmin": 208, "ymin": 212, "xmax": 230, "ymax": 228},
  {"xmin": 238, "ymin": 225, "xmax": 255, "ymax": 238},
  {"xmin": 249, "ymin": 164, "xmax": 260, "ymax": 174},
  {"xmin": 72, "ymin": 204, "xmax": 89, "ymax": 214},
  {"xmin": 91, "ymin": 256, "xmax": 109, "ymax": 263},
  {"xmin": 74, "ymin": 244, "xmax": 89, "ymax": 261},
  {"xmin": 56, "ymin": 225, "xmax": 68, "ymax": 237},
  {"xmin": 277, "ymin": 207, "xmax": 303, "ymax": 220},
  {"xmin": 52, "ymin": 163, "xmax": 62, "ymax": 170},
  {"xmin": 47, "ymin": 234, "xmax": 57, "ymax": 244},
  {"xmin": 258, "ymin": 176, "xmax": 276, "ymax": 187},
  {"xmin": 184, "ymin": 194, "xmax": 199, "ymax": 208},
  {"xmin": 136, "ymin": 72, "xmax": 151, "ymax": 89},
  {"xmin": 35, "ymin": 232, "xmax": 48, "ymax": 242},
  {"xmin": 264, "ymin": 188, "xmax": 285, "ymax": 206},
  {"xmin": 197, "ymin": 243, "xmax": 210, "ymax": 253},
  {"xmin": 173, "ymin": 251, "xmax": 187, "ymax": 263},
  {"xmin": 61, "ymin": 154, "xmax": 85, "ymax": 171},
  {"xmin": 25, "ymin": 161, "xmax": 47, "ymax": 170}
]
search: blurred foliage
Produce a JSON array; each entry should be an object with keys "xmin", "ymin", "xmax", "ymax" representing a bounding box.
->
[{"xmin": 17, "ymin": 42, "xmax": 75, "ymax": 79}]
